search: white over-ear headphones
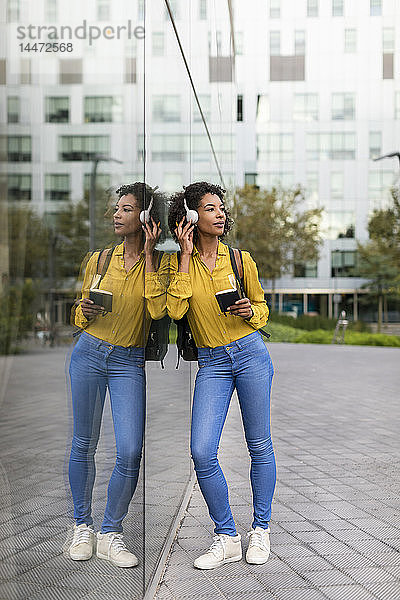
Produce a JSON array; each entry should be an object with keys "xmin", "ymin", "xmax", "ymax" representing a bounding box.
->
[
  {"xmin": 140, "ymin": 198, "xmax": 153, "ymax": 224},
  {"xmin": 183, "ymin": 198, "xmax": 199, "ymax": 224}
]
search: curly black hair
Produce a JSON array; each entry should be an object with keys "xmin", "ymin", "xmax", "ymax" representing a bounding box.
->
[
  {"xmin": 168, "ymin": 181, "xmax": 233, "ymax": 243},
  {"xmin": 113, "ymin": 182, "xmax": 167, "ymax": 242}
]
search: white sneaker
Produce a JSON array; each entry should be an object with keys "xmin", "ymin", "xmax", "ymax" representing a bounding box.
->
[
  {"xmin": 194, "ymin": 534, "xmax": 242, "ymax": 570},
  {"xmin": 246, "ymin": 526, "xmax": 270, "ymax": 564},
  {"xmin": 69, "ymin": 523, "xmax": 95, "ymax": 561},
  {"xmin": 96, "ymin": 532, "xmax": 138, "ymax": 568}
]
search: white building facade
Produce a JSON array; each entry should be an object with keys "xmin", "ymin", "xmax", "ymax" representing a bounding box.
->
[{"xmin": 1, "ymin": 0, "xmax": 399, "ymax": 321}]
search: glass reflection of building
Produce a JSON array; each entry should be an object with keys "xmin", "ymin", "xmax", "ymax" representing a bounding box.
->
[{"xmin": 2, "ymin": 0, "xmax": 399, "ymax": 322}]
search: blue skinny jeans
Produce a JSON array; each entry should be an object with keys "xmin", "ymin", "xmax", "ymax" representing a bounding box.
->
[
  {"xmin": 191, "ymin": 331, "xmax": 276, "ymax": 536},
  {"xmin": 68, "ymin": 332, "xmax": 145, "ymax": 533}
]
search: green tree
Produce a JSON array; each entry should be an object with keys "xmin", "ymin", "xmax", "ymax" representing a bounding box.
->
[
  {"xmin": 357, "ymin": 188, "xmax": 400, "ymax": 332},
  {"xmin": 232, "ymin": 185, "xmax": 323, "ymax": 310}
]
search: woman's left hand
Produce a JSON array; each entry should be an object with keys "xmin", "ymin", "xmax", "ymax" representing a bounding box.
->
[
  {"xmin": 143, "ymin": 218, "xmax": 161, "ymax": 256},
  {"xmin": 227, "ymin": 298, "xmax": 253, "ymax": 319}
]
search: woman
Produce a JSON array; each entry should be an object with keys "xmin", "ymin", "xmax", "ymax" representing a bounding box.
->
[
  {"xmin": 68, "ymin": 182, "xmax": 166, "ymax": 567},
  {"xmin": 167, "ymin": 182, "xmax": 276, "ymax": 569}
]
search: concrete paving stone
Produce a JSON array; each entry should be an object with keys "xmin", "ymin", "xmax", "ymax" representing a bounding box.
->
[
  {"xmin": 304, "ymin": 569, "xmax": 357, "ymax": 587},
  {"xmin": 284, "ymin": 555, "xmax": 335, "ymax": 572},
  {"xmin": 271, "ymin": 544, "xmax": 315, "ymax": 559},
  {"xmin": 343, "ymin": 567, "xmax": 396, "ymax": 585},
  {"xmin": 331, "ymin": 530, "xmax": 378, "ymax": 542},
  {"xmin": 218, "ymin": 591, "xmax": 275, "ymax": 600},
  {"xmin": 163, "ymin": 576, "xmax": 221, "ymax": 597},
  {"xmin": 363, "ymin": 581, "xmax": 400, "ymax": 600},
  {"xmin": 321, "ymin": 584, "xmax": 379, "ymax": 600},
  {"xmin": 244, "ymin": 557, "xmax": 294, "ymax": 575},
  {"xmin": 371, "ymin": 552, "xmax": 400, "ymax": 567},
  {"xmin": 0, "ymin": 580, "xmax": 46, "ymax": 599},
  {"xmin": 293, "ymin": 531, "xmax": 340, "ymax": 544},
  {"xmin": 207, "ymin": 575, "xmax": 267, "ymax": 595},
  {"xmin": 257, "ymin": 571, "xmax": 310, "ymax": 590},
  {"xmin": 155, "ymin": 585, "xmax": 175, "ymax": 600},
  {"xmin": 271, "ymin": 532, "xmax": 304, "ymax": 545},
  {"xmin": 272, "ymin": 589, "xmax": 329, "ymax": 600},
  {"xmin": 280, "ymin": 521, "xmax": 321, "ymax": 533},
  {"xmin": 346, "ymin": 539, "xmax": 397, "ymax": 555},
  {"xmin": 326, "ymin": 554, "xmax": 378, "ymax": 570}
]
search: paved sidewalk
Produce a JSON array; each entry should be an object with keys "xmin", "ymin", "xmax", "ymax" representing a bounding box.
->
[{"xmin": 155, "ymin": 344, "xmax": 400, "ymax": 600}]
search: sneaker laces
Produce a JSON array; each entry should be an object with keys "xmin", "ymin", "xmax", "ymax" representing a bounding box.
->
[
  {"xmin": 71, "ymin": 525, "xmax": 93, "ymax": 548},
  {"xmin": 206, "ymin": 535, "xmax": 225, "ymax": 559},
  {"xmin": 107, "ymin": 533, "xmax": 128, "ymax": 556},
  {"xmin": 247, "ymin": 529, "xmax": 269, "ymax": 551}
]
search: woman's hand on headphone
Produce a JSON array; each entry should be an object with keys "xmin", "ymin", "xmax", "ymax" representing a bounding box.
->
[
  {"xmin": 142, "ymin": 217, "xmax": 161, "ymax": 255},
  {"xmin": 227, "ymin": 298, "xmax": 253, "ymax": 319},
  {"xmin": 175, "ymin": 217, "xmax": 194, "ymax": 256}
]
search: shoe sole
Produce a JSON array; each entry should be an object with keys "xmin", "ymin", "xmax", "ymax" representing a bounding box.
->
[
  {"xmin": 96, "ymin": 551, "xmax": 138, "ymax": 568},
  {"xmin": 69, "ymin": 553, "xmax": 92, "ymax": 561},
  {"xmin": 194, "ymin": 553, "xmax": 242, "ymax": 570}
]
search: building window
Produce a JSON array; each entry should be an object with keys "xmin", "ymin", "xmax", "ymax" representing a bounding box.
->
[
  {"xmin": 306, "ymin": 133, "xmax": 356, "ymax": 160},
  {"xmin": 45, "ymin": 97, "xmax": 69, "ymax": 123},
  {"xmin": 257, "ymin": 172, "xmax": 293, "ymax": 188},
  {"xmin": 83, "ymin": 173, "xmax": 111, "ymax": 193},
  {"xmin": 7, "ymin": 0, "xmax": 19, "ymax": 22},
  {"xmin": 0, "ymin": 59, "xmax": 6, "ymax": 85},
  {"xmin": 138, "ymin": 0, "xmax": 144, "ymax": 20},
  {"xmin": 332, "ymin": 0, "xmax": 344, "ymax": 16},
  {"xmin": 45, "ymin": 0, "xmax": 57, "ymax": 21},
  {"xmin": 193, "ymin": 94, "xmax": 211, "ymax": 122},
  {"xmin": 20, "ymin": 59, "xmax": 31, "ymax": 84},
  {"xmin": 368, "ymin": 171, "xmax": 394, "ymax": 210},
  {"xmin": 307, "ymin": 0, "xmax": 318, "ymax": 17},
  {"xmin": 294, "ymin": 30, "xmax": 306, "ymax": 55},
  {"xmin": 245, "ymin": 173, "xmax": 257, "ymax": 186},
  {"xmin": 383, "ymin": 28, "xmax": 395, "ymax": 52},
  {"xmin": 199, "ymin": 0, "xmax": 207, "ymax": 20},
  {"xmin": 59, "ymin": 136, "xmax": 110, "ymax": 161},
  {"xmin": 257, "ymin": 134, "xmax": 293, "ymax": 162},
  {"xmin": 153, "ymin": 95, "xmax": 180, "ymax": 122},
  {"xmin": 306, "ymin": 172, "xmax": 319, "ymax": 206},
  {"xmin": 383, "ymin": 53, "xmax": 394, "ymax": 79},
  {"xmin": 325, "ymin": 211, "xmax": 355, "ymax": 240},
  {"xmin": 269, "ymin": 0, "xmax": 280, "ymax": 18},
  {"xmin": 331, "ymin": 250, "xmax": 358, "ymax": 277},
  {"xmin": 84, "ymin": 97, "xmax": 122, "ymax": 123},
  {"xmin": 235, "ymin": 32, "xmax": 244, "ymax": 55},
  {"xmin": 165, "ymin": 0, "xmax": 179, "ymax": 20},
  {"xmin": 256, "ymin": 95, "xmax": 270, "ymax": 122},
  {"xmin": 344, "ymin": 29, "xmax": 357, "ymax": 53},
  {"xmin": 395, "ymin": 92, "xmax": 400, "ymax": 119},
  {"xmin": 8, "ymin": 174, "xmax": 31, "ymax": 201},
  {"xmin": 331, "ymin": 172, "xmax": 344, "ymax": 199},
  {"xmin": 293, "ymin": 93, "xmax": 319, "ymax": 121},
  {"xmin": 59, "ymin": 59, "xmax": 82, "ymax": 84},
  {"xmin": 7, "ymin": 136, "xmax": 31, "ymax": 161},
  {"xmin": 237, "ymin": 95, "xmax": 243, "ymax": 121},
  {"xmin": 332, "ymin": 93, "xmax": 355, "ymax": 120},
  {"xmin": 370, "ymin": 0, "xmax": 381, "ymax": 16},
  {"xmin": 125, "ymin": 57, "xmax": 136, "ymax": 83},
  {"xmin": 45, "ymin": 174, "xmax": 70, "ymax": 201},
  {"xmin": 369, "ymin": 132, "xmax": 381, "ymax": 159},
  {"xmin": 269, "ymin": 31, "xmax": 281, "ymax": 56},
  {"xmin": 152, "ymin": 32, "xmax": 165, "ymax": 56},
  {"xmin": 148, "ymin": 135, "xmax": 189, "ymax": 162},
  {"xmin": 97, "ymin": 0, "xmax": 110, "ymax": 20},
  {"xmin": 193, "ymin": 135, "xmax": 234, "ymax": 162},
  {"xmin": 294, "ymin": 260, "xmax": 318, "ymax": 277},
  {"xmin": 7, "ymin": 96, "xmax": 20, "ymax": 123},
  {"xmin": 209, "ymin": 56, "xmax": 233, "ymax": 82}
]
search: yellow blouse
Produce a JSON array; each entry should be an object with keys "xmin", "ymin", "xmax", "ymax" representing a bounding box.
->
[
  {"xmin": 74, "ymin": 242, "xmax": 168, "ymax": 347},
  {"xmin": 167, "ymin": 241, "xmax": 269, "ymax": 348}
]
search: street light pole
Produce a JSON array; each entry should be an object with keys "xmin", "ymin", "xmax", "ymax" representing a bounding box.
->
[{"xmin": 89, "ymin": 155, "xmax": 123, "ymax": 252}]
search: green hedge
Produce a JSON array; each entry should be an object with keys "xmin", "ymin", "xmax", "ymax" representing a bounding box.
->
[{"xmin": 269, "ymin": 312, "xmax": 370, "ymax": 332}]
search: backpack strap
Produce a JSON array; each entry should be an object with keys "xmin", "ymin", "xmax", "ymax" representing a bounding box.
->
[
  {"xmin": 96, "ymin": 245, "xmax": 116, "ymax": 279},
  {"xmin": 228, "ymin": 246, "xmax": 271, "ymax": 339}
]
